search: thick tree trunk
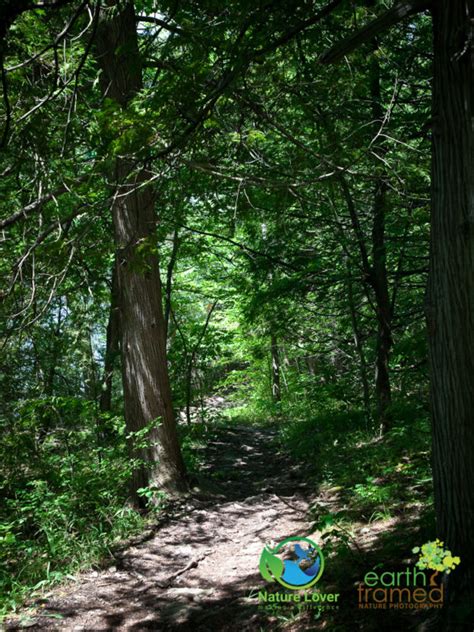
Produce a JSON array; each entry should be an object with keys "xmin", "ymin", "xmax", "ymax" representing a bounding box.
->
[
  {"xmin": 113, "ymin": 165, "xmax": 186, "ymax": 498},
  {"xmin": 426, "ymin": 1, "xmax": 474, "ymax": 627},
  {"xmin": 94, "ymin": 2, "xmax": 187, "ymax": 503},
  {"xmin": 270, "ymin": 332, "xmax": 282, "ymax": 403}
]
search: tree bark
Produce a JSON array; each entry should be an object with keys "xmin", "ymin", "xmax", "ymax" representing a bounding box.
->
[
  {"xmin": 426, "ymin": 1, "xmax": 474, "ymax": 627},
  {"xmin": 368, "ymin": 30, "xmax": 393, "ymax": 433},
  {"xmin": 94, "ymin": 2, "xmax": 187, "ymax": 503}
]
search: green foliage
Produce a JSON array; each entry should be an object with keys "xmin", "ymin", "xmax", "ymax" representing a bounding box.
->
[
  {"xmin": 179, "ymin": 422, "xmax": 209, "ymax": 472},
  {"xmin": 0, "ymin": 399, "xmax": 143, "ymax": 617},
  {"xmin": 0, "ymin": 0, "xmax": 436, "ymax": 624},
  {"xmin": 279, "ymin": 400, "xmax": 433, "ymax": 527}
]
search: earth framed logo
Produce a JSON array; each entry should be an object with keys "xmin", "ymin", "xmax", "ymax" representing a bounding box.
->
[
  {"xmin": 259, "ymin": 536, "xmax": 325, "ymax": 590},
  {"xmin": 356, "ymin": 540, "xmax": 461, "ymax": 610}
]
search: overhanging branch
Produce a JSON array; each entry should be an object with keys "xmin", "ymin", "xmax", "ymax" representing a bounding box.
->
[
  {"xmin": 0, "ymin": 176, "xmax": 88, "ymax": 231},
  {"xmin": 320, "ymin": 0, "xmax": 431, "ymax": 65}
]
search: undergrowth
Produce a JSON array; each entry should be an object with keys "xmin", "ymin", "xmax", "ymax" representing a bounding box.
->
[
  {"xmin": 278, "ymin": 398, "xmax": 435, "ymax": 572},
  {"xmin": 279, "ymin": 399, "xmax": 433, "ymax": 519},
  {"xmin": 0, "ymin": 396, "xmax": 213, "ymax": 619},
  {"xmin": 0, "ymin": 399, "xmax": 139, "ymax": 618}
]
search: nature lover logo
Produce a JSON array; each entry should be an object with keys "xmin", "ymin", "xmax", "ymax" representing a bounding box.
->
[
  {"xmin": 256, "ymin": 536, "xmax": 340, "ymax": 614},
  {"xmin": 357, "ymin": 539, "xmax": 461, "ymax": 610},
  {"xmin": 259, "ymin": 536, "xmax": 324, "ymax": 590}
]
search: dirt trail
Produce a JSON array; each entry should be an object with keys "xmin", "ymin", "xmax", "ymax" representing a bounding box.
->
[{"xmin": 14, "ymin": 424, "xmax": 316, "ymax": 631}]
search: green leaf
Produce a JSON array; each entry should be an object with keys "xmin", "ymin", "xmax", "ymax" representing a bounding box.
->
[{"xmin": 259, "ymin": 546, "xmax": 284, "ymax": 583}]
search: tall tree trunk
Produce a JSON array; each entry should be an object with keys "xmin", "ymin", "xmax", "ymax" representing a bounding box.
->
[
  {"xmin": 340, "ymin": 175, "xmax": 393, "ymax": 433},
  {"xmin": 185, "ymin": 360, "xmax": 193, "ymax": 426},
  {"xmin": 164, "ymin": 227, "xmax": 180, "ymax": 341},
  {"xmin": 345, "ymin": 256, "xmax": 371, "ymax": 422},
  {"xmin": 185, "ymin": 301, "xmax": 218, "ymax": 424},
  {"xmin": 371, "ymin": 180, "xmax": 393, "ymax": 433},
  {"xmin": 113, "ymin": 166, "xmax": 186, "ymax": 498},
  {"xmin": 369, "ymin": 33, "xmax": 393, "ymax": 433},
  {"xmin": 427, "ymin": 1, "xmax": 474, "ymax": 627},
  {"xmin": 270, "ymin": 332, "xmax": 282, "ymax": 403},
  {"xmin": 95, "ymin": 2, "xmax": 187, "ymax": 503},
  {"xmin": 99, "ymin": 263, "xmax": 120, "ymax": 414}
]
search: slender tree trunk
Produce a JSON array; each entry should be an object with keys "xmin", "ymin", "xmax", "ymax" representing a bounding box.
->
[
  {"xmin": 95, "ymin": 2, "xmax": 187, "ymax": 503},
  {"xmin": 199, "ymin": 377, "xmax": 206, "ymax": 423},
  {"xmin": 185, "ymin": 361, "xmax": 193, "ymax": 426},
  {"xmin": 37, "ymin": 298, "xmax": 63, "ymax": 444},
  {"xmin": 164, "ymin": 227, "xmax": 180, "ymax": 341},
  {"xmin": 341, "ymin": 173, "xmax": 393, "ymax": 431},
  {"xmin": 345, "ymin": 257, "xmax": 371, "ymax": 422},
  {"xmin": 86, "ymin": 329, "xmax": 103, "ymax": 455},
  {"xmin": 369, "ymin": 38, "xmax": 393, "ymax": 433},
  {"xmin": 46, "ymin": 296, "xmax": 64, "ymax": 396},
  {"xmin": 185, "ymin": 301, "xmax": 218, "ymax": 424},
  {"xmin": 372, "ymin": 182, "xmax": 393, "ymax": 433},
  {"xmin": 426, "ymin": 1, "xmax": 474, "ymax": 627},
  {"xmin": 86, "ymin": 329, "xmax": 99, "ymax": 402},
  {"xmin": 99, "ymin": 263, "xmax": 120, "ymax": 414},
  {"xmin": 270, "ymin": 332, "xmax": 282, "ymax": 403}
]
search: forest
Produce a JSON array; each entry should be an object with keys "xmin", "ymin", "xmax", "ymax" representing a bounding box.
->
[{"xmin": 0, "ymin": 1, "xmax": 472, "ymax": 630}]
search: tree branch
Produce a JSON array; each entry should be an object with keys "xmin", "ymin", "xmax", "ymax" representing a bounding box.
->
[
  {"xmin": 320, "ymin": 0, "xmax": 431, "ymax": 65},
  {"xmin": 0, "ymin": 177, "xmax": 87, "ymax": 231},
  {"xmin": 151, "ymin": 0, "xmax": 344, "ymax": 159},
  {"xmin": 253, "ymin": 0, "xmax": 344, "ymax": 58},
  {"xmin": 136, "ymin": 15, "xmax": 187, "ymax": 37},
  {"xmin": 176, "ymin": 221, "xmax": 299, "ymax": 272}
]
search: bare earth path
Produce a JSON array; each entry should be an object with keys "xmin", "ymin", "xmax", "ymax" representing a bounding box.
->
[{"xmin": 15, "ymin": 424, "xmax": 315, "ymax": 631}]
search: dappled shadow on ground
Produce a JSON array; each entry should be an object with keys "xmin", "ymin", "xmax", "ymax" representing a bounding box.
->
[
  {"xmin": 297, "ymin": 414, "xmax": 439, "ymax": 631},
  {"xmin": 40, "ymin": 570, "xmax": 272, "ymax": 631},
  {"xmin": 315, "ymin": 504, "xmax": 438, "ymax": 632},
  {"xmin": 6, "ymin": 422, "xmax": 439, "ymax": 631},
  {"xmin": 6, "ymin": 424, "xmax": 313, "ymax": 631}
]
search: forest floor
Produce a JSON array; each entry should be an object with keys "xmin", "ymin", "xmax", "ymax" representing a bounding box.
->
[{"xmin": 4, "ymin": 418, "xmax": 432, "ymax": 631}]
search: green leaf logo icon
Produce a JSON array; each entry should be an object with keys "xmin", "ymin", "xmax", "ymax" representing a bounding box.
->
[{"xmin": 259, "ymin": 545, "xmax": 284, "ymax": 583}]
